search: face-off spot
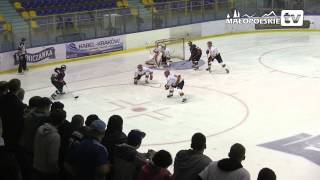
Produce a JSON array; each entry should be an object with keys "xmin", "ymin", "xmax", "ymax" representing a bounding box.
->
[{"xmin": 132, "ymin": 107, "xmax": 147, "ymax": 112}]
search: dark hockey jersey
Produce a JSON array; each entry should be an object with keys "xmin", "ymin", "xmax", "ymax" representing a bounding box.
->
[{"xmin": 51, "ymin": 70, "xmax": 65, "ymax": 83}]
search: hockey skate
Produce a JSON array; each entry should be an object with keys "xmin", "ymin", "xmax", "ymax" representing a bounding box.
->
[
  {"xmin": 225, "ymin": 68, "xmax": 230, "ymax": 74},
  {"xmin": 167, "ymin": 94, "xmax": 173, "ymax": 98},
  {"xmin": 206, "ymin": 67, "xmax": 212, "ymax": 73},
  {"xmin": 145, "ymin": 79, "xmax": 149, "ymax": 84},
  {"xmin": 182, "ymin": 98, "xmax": 187, "ymax": 103}
]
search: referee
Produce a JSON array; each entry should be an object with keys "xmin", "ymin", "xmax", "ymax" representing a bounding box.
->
[{"xmin": 17, "ymin": 38, "xmax": 28, "ymax": 74}]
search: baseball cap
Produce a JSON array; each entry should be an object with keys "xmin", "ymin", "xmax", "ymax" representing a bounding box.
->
[
  {"xmin": 128, "ymin": 129, "xmax": 146, "ymax": 146},
  {"xmin": 90, "ymin": 119, "xmax": 106, "ymax": 133}
]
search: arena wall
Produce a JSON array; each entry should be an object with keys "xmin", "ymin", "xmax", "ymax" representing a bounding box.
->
[{"xmin": 1, "ymin": 15, "xmax": 319, "ymax": 73}]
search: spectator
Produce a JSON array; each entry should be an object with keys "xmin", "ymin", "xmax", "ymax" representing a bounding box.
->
[
  {"xmin": 0, "ymin": 81, "xmax": 8, "ymax": 136},
  {"xmin": 257, "ymin": 168, "xmax": 276, "ymax": 180},
  {"xmin": 51, "ymin": 101, "xmax": 64, "ymax": 111},
  {"xmin": 66, "ymin": 119, "xmax": 111, "ymax": 180},
  {"xmin": 16, "ymin": 88, "xmax": 25, "ymax": 101},
  {"xmin": 85, "ymin": 114, "xmax": 100, "ymax": 126},
  {"xmin": 19, "ymin": 97, "xmax": 52, "ymax": 180},
  {"xmin": 173, "ymin": 133, "xmax": 212, "ymax": 180},
  {"xmin": 113, "ymin": 129, "xmax": 154, "ymax": 180},
  {"xmin": 0, "ymin": 79, "xmax": 24, "ymax": 149},
  {"xmin": 68, "ymin": 114, "xmax": 85, "ymax": 149},
  {"xmin": 102, "ymin": 115, "xmax": 127, "ymax": 162},
  {"xmin": 20, "ymin": 97, "xmax": 52, "ymax": 153},
  {"xmin": 198, "ymin": 143, "xmax": 250, "ymax": 180},
  {"xmin": 139, "ymin": 150, "xmax": 173, "ymax": 180},
  {"xmin": 23, "ymin": 96, "xmax": 42, "ymax": 117},
  {"xmin": 33, "ymin": 109, "xmax": 66, "ymax": 180},
  {"xmin": 0, "ymin": 136, "xmax": 22, "ymax": 180},
  {"xmin": 71, "ymin": 114, "xmax": 84, "ymax": 131}
]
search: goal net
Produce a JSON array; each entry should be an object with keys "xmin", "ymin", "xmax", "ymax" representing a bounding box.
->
[{"xmin": 146, "ymin": 38, "xmax": 186, "ymax": 67}]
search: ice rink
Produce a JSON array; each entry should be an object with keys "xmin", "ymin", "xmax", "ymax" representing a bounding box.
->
[{"xmin": 1, "ymin": 31, "xmax": 320, "ymax": 179}]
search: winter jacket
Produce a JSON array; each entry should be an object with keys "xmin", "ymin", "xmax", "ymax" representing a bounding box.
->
[
  {"xmin": 139, "ymin": 163, "xmax": 172, "ymax": 180},
  {"xmin": 113, "ymin": 143, "xmax": 148, "ymax": 180},
  {"xmin": 33, "ymin": 123, "xmax": 60, "ymax": 174},
  {"xmin": 19, "ymin": 110, "xmax": 49, "ymax": 153},
  {"xmin": 173, "ymin": 149, "xmax": 212, "ymax": 180},
  {"xmin": 101, "ymin": 130, "xmax": 127, "ymax": 162},
  {"xmin": 199, "ymin": 158, "xmax": 250, "ymax": 180}
]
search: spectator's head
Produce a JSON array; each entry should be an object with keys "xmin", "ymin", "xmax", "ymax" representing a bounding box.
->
[
  {"xmin": 28, "ymin": 96, "xmax": 42, "ymax": 109},
  {"xmin": 88, "ymin": 119, "xmax": 106, "ymax": 141},
  {"xmin": 38, "ymin": 97, "xmax": 52, "ymax": 113},
  {"xmin": 0, "ymin": 81, "xmax": 8, "ymax": 96},
  {"xmin": 8, "ymin": 79, "xmax": 21, "ymax": 94},
  {"xmin": 127, "ymin": 129, "xmax": 145, "ymax": 148},
  {"xmin": 49, "ymin": 109, "xmax": 66, "ymax": 127},
  {"xmin": 191, "ymin": 133, "xmax": 206, "ymax": 152},
  {"xmin": 85, "ymin": 114, "xmax": 99, "ymax": 126},
  {"xmin": 228, "ymin": 143, "xmax": 246, "ymax": 162},
  {"xmin": 152, "ymin": 150, "xmax": 172, "ymax": 169},
  {"xmin": 71, "ymin": 114, "xmax": 84, "ymax": 131},
  {"xmin": 106, "ymin": 115, "xmax": 123, "ymax": 133},
  {"xmin": 16, "ymin": 88, "xmax": 25, "ymax": 101},
  {"xmin": 258, "ymin": 168, "xmax": 276, "ymax": 180},
  {"xmin": 51, "ymin": 101, "xmax": 64, "ymax": 111}
]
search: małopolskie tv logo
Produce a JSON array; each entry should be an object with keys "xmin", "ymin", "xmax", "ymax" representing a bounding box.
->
[{"xmin": 226, "ymin": 9, "xmax": 304, "ymax": 27}]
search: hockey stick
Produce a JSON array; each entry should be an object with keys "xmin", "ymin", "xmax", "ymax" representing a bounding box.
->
[{"xmin": 65, "ymin": 85, "xmax": 79, "ymax": 99}]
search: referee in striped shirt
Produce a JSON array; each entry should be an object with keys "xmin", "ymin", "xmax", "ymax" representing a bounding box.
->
[{"xmin": 17, "ymin": 38, "xmax": 28, "ymax": 74}]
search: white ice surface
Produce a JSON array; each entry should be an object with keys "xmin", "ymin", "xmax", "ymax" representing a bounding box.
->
[{"xmin": 1, "ymin": 32, "xmax": 320, "ymax": 179}]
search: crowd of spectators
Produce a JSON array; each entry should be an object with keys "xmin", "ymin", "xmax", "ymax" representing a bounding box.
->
[{"xmin": 0, "ymin": 78, "xmax": 276, "ymax": 180}]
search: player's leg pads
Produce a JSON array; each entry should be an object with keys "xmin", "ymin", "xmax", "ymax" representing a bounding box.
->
[{"xmin": 216, "ymin": 54, "xmax": 223, "ymax": 64}]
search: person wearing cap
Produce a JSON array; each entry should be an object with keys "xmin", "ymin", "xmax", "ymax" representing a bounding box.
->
[
  {"xmin": 17, "ymin": 38, "xmax": 28, "ymax": 74},
  {"xmin": 113, "ymin": 129, "xmax": 155, "ymax": 180},
  {"xmin": 198, "ymin": 143, "xmax": 250, "ymax": 180},
  {"xmin": 65, "ymin": 119, "xmax": 111, "ymax": 180},
  {"xmin": 173, "ymin": 133, "xmax": 212, "ymax": 180},
  {"xmin": 33, "ymin": 109, "xmax": 66, "ymax": 180}
]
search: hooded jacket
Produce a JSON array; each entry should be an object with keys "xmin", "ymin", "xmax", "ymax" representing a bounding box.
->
[
  {"xmin": 33, "ymin": 123, "xmax": 60, "ymax": 174},
  {"xmin": 199, "ymin": 158, "xmax": 250, "ymax": 180},
  {"xmin": 173, "ymin": 149, "xmax": 212, "ymax": 180}
]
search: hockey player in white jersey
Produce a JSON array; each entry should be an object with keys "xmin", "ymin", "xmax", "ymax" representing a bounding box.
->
[
  {"xmin": 206, "ymin": 41, "xmax": 230, "ymax": 74},
  {"xmin": 134, "ymin": 64, "xmax": 153, "ymax": 84},
  {"xmin": 164, "ymin": 69, "xmax": 187, "ymax": 103}
]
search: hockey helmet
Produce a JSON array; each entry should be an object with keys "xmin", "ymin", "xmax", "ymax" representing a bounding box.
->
[
  {"xmin": 21, "ymin": 38, "xmax": 26, "ymax": 42},
  {"xmin": 61, "ymin": 65, "xmax": 67, "ymax": 71},
  {"xmin": 137, "ymin": 64, "xmax": 143, "ymax": 71},
  {"xmin": 207, "ymin": 41, "xmax": 213, "ymax": 46},
  {"xmin": 164, "ymin": 69, "xmax": 170, "ymax": 77},
  {"xmin": 188, "ymin": 41, "xmax": 193, "ymax": 46}
]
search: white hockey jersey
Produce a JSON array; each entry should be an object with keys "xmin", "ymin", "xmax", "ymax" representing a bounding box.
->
[
  {"xmin": 208, "ymin": 46, "xmax": 219, "ymax": 58},
  {"xmin": 136, "ymin": 67, "xmax": 153, "ymax": 76},
  {"xmin": 166, "ymin": 74, "xmax": 183, "ymax": 87}
]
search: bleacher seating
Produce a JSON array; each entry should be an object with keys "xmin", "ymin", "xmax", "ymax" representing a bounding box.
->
[
  {"xmin": 14, "ymin": 0, "xmax": 122, "ymax": 16},
  {"xmin": 0, "ymin": 14, "xmax": 12, "ymax": 33}
]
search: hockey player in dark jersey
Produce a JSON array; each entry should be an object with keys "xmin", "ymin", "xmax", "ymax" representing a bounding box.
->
[
  {"xmin": 51, "ymin": 65, "xmax": 67, "ymax": 100},
  {"xmin": 188, "ymin": 41, "xmax": 202, "ymax": 70}
]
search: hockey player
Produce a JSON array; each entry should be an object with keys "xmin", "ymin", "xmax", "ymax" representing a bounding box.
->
[
  {"xmin": 206, "ymin": 41, "xmax": 229, "ymax": 73},
  {"xmin": 160, "ymin": 45, "xmax": 171, "ymax": 67},
  {"xmin": 51, "ymin": 65, "xmax": 67, "ymax": 100},
  {"xmin": 164, "ymin": 69, "xmax": 187, "ymax": 103},
  {"xmin": 188, "ymin": 41, "xmax": 202, "ymax": 70},
  {"xmin": 134, "ymin": 64, "xmax": 153, "ymax": 85}
]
